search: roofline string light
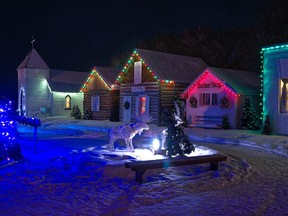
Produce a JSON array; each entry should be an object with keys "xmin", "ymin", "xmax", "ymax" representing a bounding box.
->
[
  {"xmin": 80, "ymin": 67, "xmax": 111, "ymax": 92},
  {"xmin": 183, "ymin": 70, "xmax": 239, "ymax": 97},
  {"xmin": 115, "ymin": 50, "xmax": 174, "ymax": 84},
  {"xmin": 260, "ymin": 43, "xmax": 288, "ymax": 121},
  {"xmin": 260, "ymin": 49, "xmax": 264, "ymax": 121}
]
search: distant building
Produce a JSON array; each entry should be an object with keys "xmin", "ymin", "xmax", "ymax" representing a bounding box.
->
[
  {"xmin": 261, "ymin": 43, "xmax": 288, "ymax": 135},
  {"xmin": 182, "ymin": 67, "xmax": 261, "ymax": 128}
]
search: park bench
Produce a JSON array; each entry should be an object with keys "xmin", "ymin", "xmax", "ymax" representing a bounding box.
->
[
  {"xmin": 124, "ymin": 153, "xmax": 227, "ymax": 184},
  {"xmin": 192, "ymin": 115, "xmax": 223, "ymax": 129}
]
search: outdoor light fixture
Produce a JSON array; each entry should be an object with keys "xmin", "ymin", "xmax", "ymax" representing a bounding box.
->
[
  {"xmin": 152, "ymin": 138, "xmax": 161, "ymax": 150},
  {"xmin": 152, "ymin": 138, "xmax": 166, "ymax": 155}
]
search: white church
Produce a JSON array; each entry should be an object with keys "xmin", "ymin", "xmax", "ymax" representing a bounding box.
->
[{"xmin": 17, "ymin": 48, "xmax": 88, "ymax": 117}]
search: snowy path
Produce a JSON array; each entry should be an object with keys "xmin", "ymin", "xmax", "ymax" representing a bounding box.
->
[{"xmin": 0, "ymin": 131, "xmax": 288, "ymax": 215}]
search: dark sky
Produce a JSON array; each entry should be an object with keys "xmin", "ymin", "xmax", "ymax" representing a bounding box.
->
[{"xmin": 0, "ymin": 0, "xmax": 272, "ymax": 102}]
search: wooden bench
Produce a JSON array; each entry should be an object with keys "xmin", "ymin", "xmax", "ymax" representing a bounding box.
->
[
  {"xmin": 124, "ymin": 153, "xmax": 227, "ymax": 184},
  {"xmin": 192, "ymin": 115, "xmax": 223, "ymax": 129}
]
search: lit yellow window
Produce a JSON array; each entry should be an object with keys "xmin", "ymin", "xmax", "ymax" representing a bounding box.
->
[{"xmin": 65, "ymin": 95, "xmax": 71, "ymax": 110}]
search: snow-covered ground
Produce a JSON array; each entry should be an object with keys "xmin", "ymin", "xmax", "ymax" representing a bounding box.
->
[{"xmin": 0, "ymin": 117, "xmax": 288, "ymax": 216}]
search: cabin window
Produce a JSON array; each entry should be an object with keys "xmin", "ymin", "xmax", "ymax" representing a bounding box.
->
[
  {"xmin": 65, "ymin": 95, "xmax": 71, "ymax": 110},
  {"xmin": 280, "ymin": 79, "xmax": 288, "ymax": 113},
  {"xmin": 134, "ymin": 61, "xmax": 142, "ymax": 84},
  {"xmin": 212, "ymin": 93, "xmax": 218, "ymax": 105},
  {"xmin": 199, "ymin": 93, "xmax": 210, "ymax": 106},
  {"xmin": 199, "ymin": 93, "xmax": 219, "ymax": 106},
  {"xmin": 91, "ymin": 96, "xmax": 100, "ymax": 112}
]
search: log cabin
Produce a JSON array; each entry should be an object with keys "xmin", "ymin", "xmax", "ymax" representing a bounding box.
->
[
  {"xmin": 80, "ymin": 66, "xmax": 120, "ymax": 121},
  {"xmin": 114, "ymin": 48, "xmax": 208, "ymax": 125}
]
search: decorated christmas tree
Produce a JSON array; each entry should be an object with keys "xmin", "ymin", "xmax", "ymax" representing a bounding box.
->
[
  {"xmin": 161, "ymin": 101, "xmax": 195, "ymax": 157},
  {"xmin": 239, "ymin": 96, "xmax": 261, "ymax": 130},
  {"xmin": 261, "ymin": 113, "xmax": 272, "ymax": 135},
  {"xmin": 0, "ymin": 98, "xmax": 23, "ymax": 164}
]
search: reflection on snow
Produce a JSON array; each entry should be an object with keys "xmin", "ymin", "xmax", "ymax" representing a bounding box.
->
[
  {"xmin": 74, "ymin": 145, "xmax": 219, "ymax": 165},
  {"xmin": 187, "ymin": 145, "xmax": 219, "ymax": 156}
]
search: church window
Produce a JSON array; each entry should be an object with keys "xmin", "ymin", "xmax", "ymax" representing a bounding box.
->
[{"xmin": 65, "ymin": 95, "xmax": 71, "ymax": 110}]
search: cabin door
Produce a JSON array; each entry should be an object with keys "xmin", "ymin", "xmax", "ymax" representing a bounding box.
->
[{"xmin": 123, "ymin": 96, "xmax": 131, "ymax": 122}]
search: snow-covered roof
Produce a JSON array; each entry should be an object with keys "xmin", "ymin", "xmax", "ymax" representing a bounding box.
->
[
  {"xmin": 210, "ymin": 67, "xmax": 261, "ymax": 94},
  {"xmin": 135, "ymin": 48, "xmax": 208, "ymax": 83},
  {"xmin": 93, "ymin": 66, "xmax": 120, "ymax": 87},
  {"xmin": 183, "ymin": 67, "xmax": 261, "ymax": 95},
  {"xmin": 49, "ymin": 69, "xmax": 89, "ymax": 92},
  {"xmin": 17, "ymin": 48, "xmax": 49, "ymax": 70},
  {"xmin": 48, "ymin": 81, "xmax": 84, "ymax": 92}
]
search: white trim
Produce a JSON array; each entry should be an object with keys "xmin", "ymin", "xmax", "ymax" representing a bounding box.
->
[{"xmin": 134, "ymin": 61, "xmax": 142, "ymax": 84}]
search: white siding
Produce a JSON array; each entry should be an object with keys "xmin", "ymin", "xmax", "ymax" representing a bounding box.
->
[{"xmin": 52, "ymin": 92, "xmax": 84, "ymax": 116}]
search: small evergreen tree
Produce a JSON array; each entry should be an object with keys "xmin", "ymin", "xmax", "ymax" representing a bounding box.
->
[
  {"xmin": 239, "ymin": 96, "xmax": 260, "ymax": 130},
  {"xmin": 71, "ymin": 105, "xmax": 82, "ymax": 119},
  {"xmin": 262, "ymin": 113, "xmax": 272, "ymax": 135},
  {"xmin": 222, "ymin": 114, "xmax": 230, "ymax": 129},
  {"xmin": 82, "ymin": 109, "xmax": 92, "ymax": 120}
]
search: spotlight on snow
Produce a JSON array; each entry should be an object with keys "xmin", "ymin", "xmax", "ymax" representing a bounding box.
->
[
  {"xmin": 152, "ymin": 138, "xmax": 166, "ymax": 155},
  {"xmin": 152, "ymin": 138, "xmax": 161, "ymax": 150}
]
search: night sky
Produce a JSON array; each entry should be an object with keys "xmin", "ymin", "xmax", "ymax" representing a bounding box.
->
[{"xmin": 0, "ymin": 0, "xmax": 272, "ymax": 103}]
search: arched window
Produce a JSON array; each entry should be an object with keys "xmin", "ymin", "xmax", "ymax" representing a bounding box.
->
[{"xmin": 65, "ymin": 95, "xmax": 71, "ymax": 110}]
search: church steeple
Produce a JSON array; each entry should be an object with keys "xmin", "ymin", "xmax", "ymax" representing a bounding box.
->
[{"xmin": 16, "ymin": 48, "xmax": 49, "ymax": 70}]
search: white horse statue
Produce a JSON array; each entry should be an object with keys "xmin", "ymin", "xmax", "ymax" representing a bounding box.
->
[{"xmin": 108, "ymin": 122, "xmax": 149, "ymax": 151}]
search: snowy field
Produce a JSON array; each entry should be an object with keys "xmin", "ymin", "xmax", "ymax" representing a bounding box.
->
[{"xmin": 0, "ymin": 117, "xmax": 288, "ymax": 216}]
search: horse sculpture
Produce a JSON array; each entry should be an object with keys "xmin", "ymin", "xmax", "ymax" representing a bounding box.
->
[{"xmin": 108, "ymin": 121, "xmax": 149, "ymax": 152}]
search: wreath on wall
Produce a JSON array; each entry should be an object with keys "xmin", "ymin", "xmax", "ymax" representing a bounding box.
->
[
  {"xmin": 220, "ymin": 96, "xmax": 229, "ymax": 109},
  {"xmin": 189, "ymin": 96, "xmax": 198, "ymax": 108},
  {"xmin": 124, "ymin": 101, "xmax": 130, "ymax": 110}
]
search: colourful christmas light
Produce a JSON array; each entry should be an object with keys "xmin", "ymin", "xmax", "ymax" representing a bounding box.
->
[
  {"xmin": 259, "ymin": 44, "xmax": 288, "ymax": 120},
  {"xmin": 115, "ymin": 50, "xmax": 174, "ymax": 85},
  {"xmin": 80, "ymin": 67, "xmax": 111, "ymax": 92},
  {"xmin": 183, "ymin": 70, "xmax": 238, "ymax": 97}
]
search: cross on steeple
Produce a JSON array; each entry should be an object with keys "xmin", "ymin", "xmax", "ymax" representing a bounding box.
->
[{"xmin": 31, "ymin": 36, "xmax": 35, "ymax": 48}]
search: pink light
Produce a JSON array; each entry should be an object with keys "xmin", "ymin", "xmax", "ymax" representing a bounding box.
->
[{"xmin": 184, "ymin": 70, "xmax": 237, "ymax": 96}]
